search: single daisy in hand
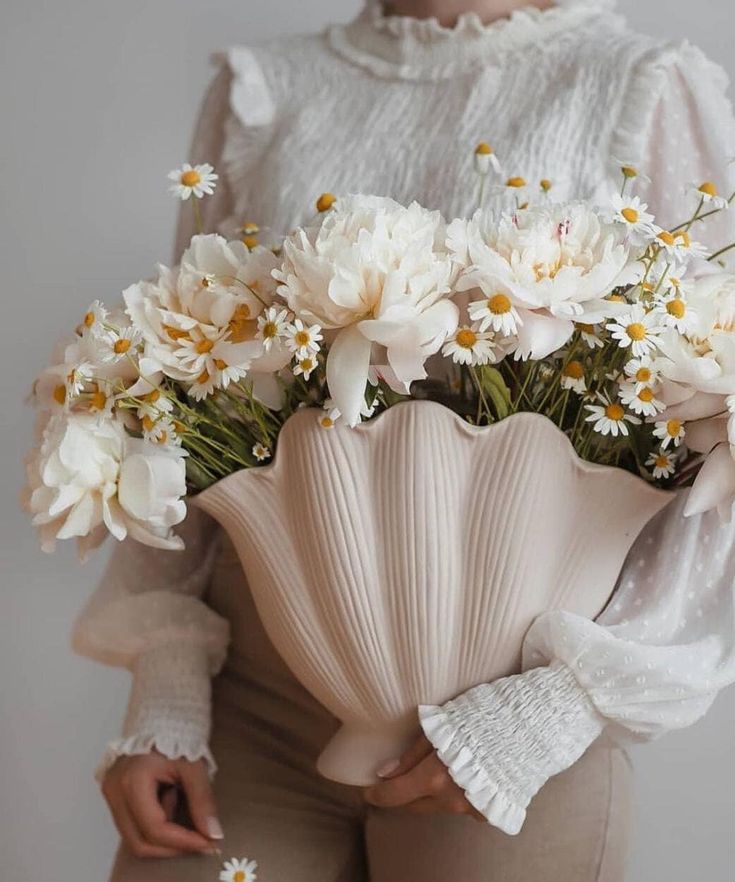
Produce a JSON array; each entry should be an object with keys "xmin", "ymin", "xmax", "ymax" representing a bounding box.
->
[{"xmin": 168, "ymin": 162, "xmax": 218, "ymax": 200}]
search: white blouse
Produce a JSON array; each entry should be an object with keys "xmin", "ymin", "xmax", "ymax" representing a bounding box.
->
[{"xmin": 72, "ymin": 0, "xmax": 735, "ymax": 834}]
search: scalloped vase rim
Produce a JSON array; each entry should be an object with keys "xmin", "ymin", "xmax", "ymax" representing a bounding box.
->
[{"xmin": 193, "ymin": 400, "xmax": 674, "ymax": 506}]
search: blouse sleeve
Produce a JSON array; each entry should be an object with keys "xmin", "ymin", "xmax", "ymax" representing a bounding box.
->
[{"xmin": 419, "ymin": 44, "xmax": 735, "ymax": 836}]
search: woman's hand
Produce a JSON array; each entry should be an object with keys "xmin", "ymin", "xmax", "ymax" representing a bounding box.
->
[
  {"xmin": 101, "ymin": 751, "xmax": 223, "ymax": 859},
  {"xmin": 363, "ymin": 733, "xmax": 484, "ymax": 820}
]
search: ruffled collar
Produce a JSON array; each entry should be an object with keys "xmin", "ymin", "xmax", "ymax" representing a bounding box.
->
[{"xmin": 328, "ymin": 0, "xmax": 620, "ymax": 80}]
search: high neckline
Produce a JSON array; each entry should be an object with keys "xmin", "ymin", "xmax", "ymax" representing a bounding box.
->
[{"xmin": 328, "ymin": 0, "xmax": 621, "ymax": 81}]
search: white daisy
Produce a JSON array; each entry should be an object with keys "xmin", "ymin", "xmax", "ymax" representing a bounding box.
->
[
  {"xmin": 100, "ymin": 326, "xmax": 142, "ymax": 363},
  {"xmin": 654, "ymin": 229, "xmax": 709, "ymax": 261},
  {"xmin": 575, "ymin": 322, "xmax": 604, "ymax": 349},
  {"xmin": 653, "ymin": 418, "xmax": 686, "ymax": 449},
  {"xmin": 623, "ymin": 355, "xmax": 660, "ymax": 392},
  {"xmin": 252, "ymin": 443, "xmax": 271, "ymax": 462},
  {"xmin": 285, "ymin": 318, "xmax": 323, "ymax": 358},
  {"xmin": 560, "ymin": 359, "xmax": 586, "ymax": 393},
  {"xmin": 187, "ymin": 367, "xmax": 218, "ymax": 401},
  {"xmin": 646, "ymin": 449, "xmax": 677, "ymax": 479},
  {"xmin": 319, "ymin": 402, "xmax": 341, "ymax": 428},
  {"xmin": 441, "ymin": 323, "xmax": 498, "ymax": 366},
  {"xmin": 468, "ymin": 291, "xmax": 521, "ymax": 337},
  {"xmin": 65, "ymin": 362, "xmax": 95, "ymax": 398},
  {"xmin": 585, "ymin": 396, "xmax": 641, "ymax": 437},
  {"xmin": 85, "ymin": 380, "xmax": 116, "ymax": 419},
  {"xmin": 607, "ymin": 305, "xmax": 662, "ymax": 357},
  {"xmin": 142, "ymin": 414, "xmax": 179, "ymax": 446},
  {"xmin": 689, "ymin": 181, "xmax": 730, "ymax": 210},
  {"xmin": 609, "ymin": 194, "xmax": 657, "ymax": 242},
  {"xmin": 474, "ymin": 142, "xmax": 502, "ymax": 176},
  {"xmin": 652, "ymin": 292, "xmax": 697, "ymax": 334},
  {"xmin": 256, "ymin": 306, "xmax": 290, "ymax": 351},
  {"xmin": 294, "ymin": 355, "xmax": 317, "ymax": 381},
  {"xmin": 80, "ymin": 300, "xmax": 108, "ymax": 336},
  {"xmin": 611, "ymin": 157, "xmax": 652, "ymax": 185},
  {"xmin": 168, "ymin": 162, "xmax": 218, "ymax": 200},
  {"xmin": 618, "ymin": 382, "xmax": 664, "ymax": 417},
  {"xmin": 219, "ymin": 856, "xmax": 258, "ymax": 882}
]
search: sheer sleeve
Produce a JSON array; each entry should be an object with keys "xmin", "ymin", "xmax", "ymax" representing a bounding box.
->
[{"xmin": 419, "ymin": 44, "xmax": 735, "ymax": 836}]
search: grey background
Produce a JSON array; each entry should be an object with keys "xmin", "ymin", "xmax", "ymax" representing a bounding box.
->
[{"xmin": 1, "ymin": 1, "xmax": 733, "ymax": 879}]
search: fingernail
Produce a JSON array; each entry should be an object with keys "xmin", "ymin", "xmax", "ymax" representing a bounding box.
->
[
  {"xmin": 206, "ymin": 816, "xmax": 224, "ymax": 840},
  {"xmin": 376, "ymin": 759, "xmax": 400, "ymax": 778},
  {"xmin": 204, "ymin": 845, "xmax": 222, "ymax": 857}
]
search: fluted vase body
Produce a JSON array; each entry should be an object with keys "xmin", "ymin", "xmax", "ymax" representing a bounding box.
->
[{"xmin": 194, "ymin": 402, "xmax": 671, "ymax": 785}]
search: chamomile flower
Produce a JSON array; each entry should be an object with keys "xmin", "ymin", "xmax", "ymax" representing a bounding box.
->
[
  {"xmin": 646, "ymin": 449, "xmax": 677, "ymax": 479},
  {"xmin": 468, "ymin": 291, "xmax": 521, "ymax": 337},
  {"xmin": 653, "ymin": 418, "xmax": 686, "ymax": 449},
  {"xmin": 219, "ymin": 856, "xmax": 258, "ymax": 882},
  {"xmin": 142, "ymin": 415, "xmax": 179, "ymax": 446},
  {"xmin": 623, "ymin": 355, "xmax": 660, "ymax": 392},
  {"xmin": 607, "ymin": 305, "xmax": 662, "ymax": 357},
  {"xmin": 584, "ymin": 397, "xmax": 641, "ymax": 437},
  {"xmin": 474, "ymin": 142, "xmax": 502, "ymax": 176},
  {"xmin": 441, "ymin": 323, "xmax": 498, "ymax": 365},
  {"xmin": 294, "ymin": 355, "xmax": 317, "ymax": 381},
  {"xmin": 655, "ymin": 229, "xmax": 709, "ymax": 261},
  {"xmin": 653, "ymin": 292, "xmax": 697, "ymax": 333},
  {"xmin": 256, "ymin": 306, "xmax": 290, "ymax": 351},
  {"xmin": 609, "ymin": 194, "xmax": 657, "ymax": 243},
  {"xmin": 168, "ymin": 162, "xmax": 218, "ymax": 200},
  {"xmin": 618, "ymin": 382, "xmax": 664, "ymax": 417},
  {"xmin": 689, "ymin": 181, "xmax": 730, "ymax": 210},
  {"xmin": 85, "ymin": 380, "xmax": 116, "ymax": 419},
  {"xmin": 319, "ymin": 402, "xmax": 341, "ymax": 428},
  {"xmin": 65, "ymin": 362, "xmax": 95, "ymax": 398},
  {"xmin": 611, "ymin": 158, "xmax": 651, "ymax": 185},
  {"xmin": 101, "ymin": 326, "xmax": 142, "ymax": 363},
  {"xmin": 188, "ymin": 367, "xmax": 218, "ymax": 401},
  {"xmin": 285, "ymin": 319, "xmax": 323, "ymax": 358},
  {"xmin": 252, "ymin": 443, "xmax": 271, "ymax": 462},
  {"xmin": 80, "ymin": 301, "xmax": 108, "ymax": 336},
  {"xmin": 560, "ymin": 359, "xmax": 586, "ymax": 393},
  {"xmin": 575, "ymin": 322, "xmax": 604, "ymax": 349}
]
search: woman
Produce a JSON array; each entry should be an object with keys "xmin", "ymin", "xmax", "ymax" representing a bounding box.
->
[{"xmin": 73, "ymin": 1, "xmax": 735, "ymax": 879}]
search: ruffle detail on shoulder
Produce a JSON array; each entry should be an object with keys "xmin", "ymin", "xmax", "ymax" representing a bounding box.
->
[
  {"xmin": 211, "ymin": 47, "xmax": 276, "ymax": 129},
  {"xmin": 95, "ymin": 733, "xmax": 217, "ymax": 783},
  {"xmin": 418, "ymin": 704, "xmax": 526, "ymax": 834},
  {"xmin": 608, "ymin": 39, "xmax": 724, "ymax": 172}
]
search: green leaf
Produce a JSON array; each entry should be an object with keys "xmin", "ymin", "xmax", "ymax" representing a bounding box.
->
[{"xmin": 479, "ymin": 366, "xmax": 512, "ymax": 420}]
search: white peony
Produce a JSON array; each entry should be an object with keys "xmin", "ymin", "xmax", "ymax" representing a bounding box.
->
[
  {"xmin": 124, "ymin": 234, "xmax": 289, "ymax": 399},
  {"xmin": 24, "ymin": 412, "xmax": 187, "ymax": 556},
  {"xmin": 274, "ymin": 195, "xmax": 459, "ymax": 426},
  {"xmin": 449, "ymin": 203, "xmax": 639, "ymax": 360}
]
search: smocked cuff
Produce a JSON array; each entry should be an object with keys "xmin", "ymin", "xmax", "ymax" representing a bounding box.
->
[
  {"xmin": 95, "ymin": 643, "xmax": 216, "ymax": 783},
  {"xmin": 418, "ymin": 661, "xmax": 605, "ymax": 835}
]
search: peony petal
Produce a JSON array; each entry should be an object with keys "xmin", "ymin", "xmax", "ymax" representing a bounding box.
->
[
  {"xmin": 685, "ymin": 416, "xmax": 728, "ymax": 454},
  {"xmin": 684, "ymin": 443, "xmax": 735, "ymax": 517},
  {"xmin": 326, "ymin": 326, "xmax": 373, "ymax": 427},
  {"xmin": 513, "ymin": 312, "xmax": 574, "ymax": 360}
]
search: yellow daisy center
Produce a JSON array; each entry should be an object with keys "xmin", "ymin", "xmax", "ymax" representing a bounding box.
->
[
  {"xmin": 605, "ymin": 403, "xmax": 625, "ymax": 421},
  {"xmin": 577, "ymin": 322, "xmax": 595, "ymax": 334},
  {"xmin": 655, "ymin": 455, "xmax": 670, "ymax": 469},
  {"xmin": 475, "ymin": 142, "xmax": 493, "ymax": 155},
  {"xmin": 621, "ymin": 165, "xmax": 638, "ymax": 178},
  {"xmin": 196, "ymin": 369, "xmax": 210, "ymax": 385},
  {"xmin": 164, "ymin": 325, "xmax": 191, "ymax": 342},
  {"xmin": 295, "ymin": 330, "xmax": 311, "ymax": 347},
  {"xmin": 506, "ymin": 176, "xmax": 526, "ymax": 188},
  {"xmin": 241, "ymin": 221, "xmax": 260, "ymax": 235},
  {"xmin": 621, "ymin": 207, "xmax": 639, "ymax": 224},
  {"xmin": 89, "ymin": 389, "xmax": 107, "ymax": 411},
  {"xmin": 456, "ymin": 328, "xmax": 478, "ymax": 349},
  {"xmin": 626, "ymin": 322, "xmax": 647, "ymax": 341},
  {"xmin": 320, "ymin": 416, "xmax": 334, "ymax": 428},
  {"xmin": 638, "ymin": 387, "xmax": 654, "ymax": 402},
  {"xmin": 243, "ymin": 235, "xmax": 259, "ymax": 249},
  {"xmin": 114, "ymin": 338, "xmax": 131, "ymax": 354},
  {"xmin": 540, "ymin": 179, "xmax": 553, "ymax": 192},
  {"xmin": 233, "ymin": 872, "xmax": 246, "ymax": 882},
  {"xmin": 699, "ymin": 181, "xmax": 718, "ymax": 197},
  {"xmin": 214, "ymin": 358, "xmax": 228, "ymax": 370},
  {"xmin": 563, "ymin": 360, "xmax": 584, "ymax": 380},
  {"xmin": 316, "ymin": 192, "xmax": 336, "ymax": 212},
  {"xmin": 83, "ymin": 311, "xmax": 96, "ymax": 327},
  {"xmin": 263, "ymin": 321, "xmax": 278, "ymax": 339},
  {"xmin": 180, "ymin": 169, "xmax": 201, "ymax": 187},
  {"xmin": 196, "ymin": 338, "xmax": 214, "ymax": 354},
  {"xmin": 142, "ymin": 415, "xmax": 155, "ymax": 432},
  {"xmin": 488, "ymin": 293, "xmax": 512, "ymax": 314},
  {"xmin": 144, "ymin": 389, "xmax": 160, "ymax": 402},
  {"xmin": 657, "ymin": 231, "xmax": 675, "ymax": 246},
  {"xmin": 300, "ymin": 357, "xmax": 314, "ymax": 372},
  {"xmin": 673, "ymin": 230, "xmax": 691, "ymax": 247},
  {"xmin": 228, "ymin": 304, "xmax": 256, "ymax": 343},
  {"xmin": 53, "ymin": 384, "xmax": 66, "ymax": 405},
  {"xmin": 666, "ymin": 419, "xmax": 682, "ymax": 437},
  {"xmin": 635, "ymin": 367, "xmax": 652, "ymax": 383},
  {"xmin": 607, "ymin": 294, "xmax": 626, "ymax": 303},
  {"xmin": 666, "ymin": 299, "xmax": 686, "ymax": 319}
]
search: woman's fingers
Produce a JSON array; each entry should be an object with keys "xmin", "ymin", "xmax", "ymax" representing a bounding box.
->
[
  {"xmin": 123, "ymin": 766, "xmax": 215, "ymax": 854},
  {"xmin": 376, "ymin": 732, "xmax": 434, "ymax": 779},
  {"xmin": 365, "ymin": 751, "xmax": 442, "ymax": 807},
  {"xmin": 178, "ymin": 759, "xmax": 224, "ymax": 841},
  {"xmin": 105, "ymin": 789, "xmax": 181, "ymax": 859}
]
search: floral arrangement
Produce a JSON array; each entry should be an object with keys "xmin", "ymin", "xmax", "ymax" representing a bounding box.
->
[{"xmin": 23, "ymin": 149, "xmax": 735, "ymax": 555}]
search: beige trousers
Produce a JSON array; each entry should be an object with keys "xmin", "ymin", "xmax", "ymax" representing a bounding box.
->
[{"xmin": 110, "ymin": 540, "xmax": 633, "ymax": 882}]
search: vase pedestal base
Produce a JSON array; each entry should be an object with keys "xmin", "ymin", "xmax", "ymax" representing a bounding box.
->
[{"xmin": 316, "ymin": 719, "xmax": 420, "ymax": 786}]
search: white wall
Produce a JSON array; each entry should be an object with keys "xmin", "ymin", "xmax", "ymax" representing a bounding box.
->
[{"xmin": 1, "ymin": 1, "xmax": 733, "ymax": 880}]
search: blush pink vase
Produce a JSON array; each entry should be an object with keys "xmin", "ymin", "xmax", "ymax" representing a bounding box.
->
[{"xmin": 194, "ymin": 401, "xmax": 671, "ymax": 786}]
